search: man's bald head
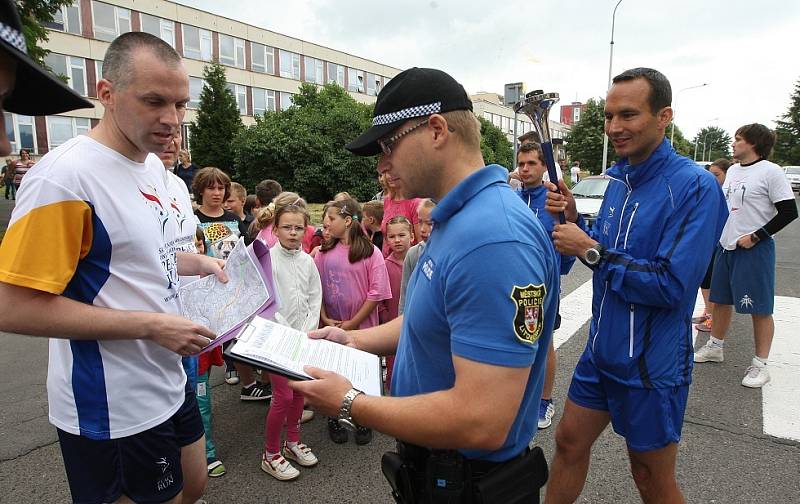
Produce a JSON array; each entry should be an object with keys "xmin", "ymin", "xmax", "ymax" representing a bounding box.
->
[{"xmin": 102, "ymin": 32, "xmax": 182, "ymax": 89}]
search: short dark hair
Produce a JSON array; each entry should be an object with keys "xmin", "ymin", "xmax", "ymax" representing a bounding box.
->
[
  {"xmin": 710, "ymin": 158, "xmax": 732, "ymax": 173},
  {"xmin": 518, "ymin": 142, "xmax": 544, "ymax": 163},
  {"xmin": 244, "ymin": 194, "xmax": 257, "ymax": 215},
  {"xmin": 255, "ymin": 179, "xmax": 283, "ymax": 206},
  {"xmin": 103, "ymin": 32, "xmax": 182, "ymax": 89},
  {"xmin": 735, "ymin": 124, "xmax": 776, "ymax": 159},
  {"xmin": 518, "ymin": 130, "xmax": 540, "ymax": 144},
  {"xmin": 612, "ymin": 67, "xmax": 672, "ymax": 114},
  {"xmin": 192, "ymin": 167, "xmax": 231, "ymax": 205}
]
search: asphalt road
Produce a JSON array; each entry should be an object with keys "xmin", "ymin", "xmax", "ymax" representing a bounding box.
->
[{"xmin": 1, "ymin": 195, "xmax": 799, "ymax": 503}]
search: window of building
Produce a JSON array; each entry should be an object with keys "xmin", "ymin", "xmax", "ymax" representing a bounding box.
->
[
  {"xmin": 47, "ymin": 116, "xmax": 90, "ymax": 150},
  {"xmin": 45, "ymin": 2, "xmax": 81, "ymax": 34},
  {"xmin": 44, "ymin": 53, "xmax": 86, "ymax": 96},
  {"xmin": 140, "ymin": 13, "xmax": 175, "ymax": 47},
  {"xmin": 226, "ymin": 84, "xmax": 247, "ymax": 115},
  {"xmin": 4, "ymin": 113, "xmax": 36, "ymax": 154},
  {"xmin": 347, "ymin": 68, "xmax": 364, "ymax": 93},
  {"xmin": 92, "ymin": 1, "xmax": 130, "ymax": 42},
  {"xmin": 251, "ymin": 88, "xmax": 276, "ymax": 116},
  {"xmin": 366, "ymin": 73, "xmax": 381, "ymax": 96},
  {"xmin": 251, "ymin": 43, "xmax": 274, "ymax": 74},
  {"xmin": 303, "ymin": 56, "xmax": 324, "ymax": 84},
  {"xmin": 182, "ymin": 25, "xmax": 212, "ymax": 61},
  {"xmin": 279, "ymin": 92, "xmax": 294, "ymax": 110},
  {"xmin": 483, "ymin": 111, "xmax": 492, "ymax": 121},
  {"xmin": 327, "ymin": 62, "xmax": 345, "ymax": 87},
  {"xmin": 189, "ymin": 77, "xmax": 205, "ymax": 108},
  {"xmin": 219, "ymin": 34, "xmax": 245, "ymax": 68},
  {"xmin": 279, "ymin": 50, "xmax": 300, "ymax": 80},
  {"xmin": 95, "ymin": 60, "xmax": 104, "ymax": 81}
]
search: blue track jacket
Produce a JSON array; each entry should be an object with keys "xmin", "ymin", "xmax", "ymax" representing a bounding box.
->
[{"xmin": 585, "ymin": 139, "xmax": 728, "ymax": 388}]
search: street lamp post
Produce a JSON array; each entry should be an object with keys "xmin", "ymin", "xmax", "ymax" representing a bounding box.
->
[
  {"xmin": 670, "ymin": 83, "xmax": 709, "ymax": 146},
  {"xmin": 601, "ymin": 0, "xmax": 623, "ymax": 175}
]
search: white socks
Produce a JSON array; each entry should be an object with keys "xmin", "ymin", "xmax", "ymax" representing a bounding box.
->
[
  {"xmin": 753, "ymin": 356, "xmax": 767, "ymax": 367},
  {"xmin": 709, "ymin": 336, "xmax": 725, "ymax": 347}
]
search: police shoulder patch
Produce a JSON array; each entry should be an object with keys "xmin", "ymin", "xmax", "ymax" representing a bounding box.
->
[{"xmin": 510, "ymin": 284, "xmax": 546, "ymax": 345}]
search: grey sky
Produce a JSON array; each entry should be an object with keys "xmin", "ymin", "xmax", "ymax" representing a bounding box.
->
[{"xmin": 181, "ymin": 0, "xmax": 799, "ymax": 145}]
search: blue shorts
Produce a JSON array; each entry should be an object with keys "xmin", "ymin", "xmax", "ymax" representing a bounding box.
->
[
  {"xmin": 710, "ymin": 240, "xmax": 775, "ymax": 315},
  {"xmin": 57, "ymin": 383, "xmax": 204, "ymax": 504},
  {"xmin": 568, "ymin": 351, "xmax": 689, "ymax": 452}
]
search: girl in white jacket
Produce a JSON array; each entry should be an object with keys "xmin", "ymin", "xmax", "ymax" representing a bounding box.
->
[{"xmin": 260, "ymin": 204, "xmax": 323, "ymax": 481}]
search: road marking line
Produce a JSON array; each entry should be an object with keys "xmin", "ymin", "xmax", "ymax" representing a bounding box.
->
[
  {"xmin": 763, "ymin": 296, "xmax": 800, "ymax": 442},
  {"xmin": 554, "ymin": 280, "xmax": 594, "ymax": 349}
]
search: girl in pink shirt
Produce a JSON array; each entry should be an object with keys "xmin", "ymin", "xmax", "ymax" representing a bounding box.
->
[
  {"xmin": 314, "ymin": 198, "xmax": 391, "ymax": 445},
  {"xmin": 380, "ymin": 215, "xmax": 413, "ymax": 391}
]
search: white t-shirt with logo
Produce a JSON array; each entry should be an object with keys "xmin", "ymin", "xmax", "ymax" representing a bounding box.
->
[
  {"xmin": 0, "ymin": 136, "xmax": 187, "ymax": 440},
  {"xmin": 719, "ymin": 159, "xmax": 794, "ymax": 250}
]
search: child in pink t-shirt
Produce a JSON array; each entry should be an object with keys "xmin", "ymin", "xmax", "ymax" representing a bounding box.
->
[
  {"xmin": 381, "ymin": 196, "xmax": 420, "ymax": 257},
  {"xmin": 380, "ymin": 216, "xmax": 413, "ymax": 391},
  {"xmin": 314, "ymin": 198, "xmax": 391, "ymax": 445}
]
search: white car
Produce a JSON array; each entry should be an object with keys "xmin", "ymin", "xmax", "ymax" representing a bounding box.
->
[
  {"xmin": 571, "ymin": 176, "xmax": 610, "ymax": 230},
  {"xmin": 784, "ymin": 166, "xmax": 800, "ymax": 193}
]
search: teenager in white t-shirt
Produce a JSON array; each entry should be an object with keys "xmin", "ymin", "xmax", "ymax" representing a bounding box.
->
[
  {"xmin": 0, "ymin": 33, "xmax": 226, "ymax": 504},
  {"xmin": 694, "ymin": 124, "xmax": 798, "ymax": 388}
]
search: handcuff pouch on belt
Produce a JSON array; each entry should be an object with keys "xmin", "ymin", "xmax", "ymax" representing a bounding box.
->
[{"xmin": 381, "ymin": 441, "xmax": 548, "ymax": 504}]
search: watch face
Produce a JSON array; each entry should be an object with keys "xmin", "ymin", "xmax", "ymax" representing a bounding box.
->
[
  {"xmin": 338, "ymin": 418, "xmax": 358, "ymax": 431},
  {"xmin": 585, "ymin": 248, "xmax": 600, "ymax": 265}
]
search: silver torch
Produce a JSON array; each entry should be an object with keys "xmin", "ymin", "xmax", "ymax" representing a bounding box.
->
[{"xmin": 514, "ymin": 90, "xmax": 565, "ymax": 224}]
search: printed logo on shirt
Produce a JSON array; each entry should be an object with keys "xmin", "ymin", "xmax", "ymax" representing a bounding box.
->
[
  {"xmin": 139, "ymin": 185, "xmax": 172, "ymax": 239},
  {"xmin": 421, "ymin": 257, "xmax": 435, "ymax": 280},
  {"xmin": 510, "ymin": 283, "xmax": 546, "ymax": 345}
]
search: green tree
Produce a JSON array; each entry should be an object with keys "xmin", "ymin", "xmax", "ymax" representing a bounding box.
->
[
  {"xmin": 16, "ymin": 0, "xmax": 75, "ymax": 67},
  {"xmin": 773, "ymin": 78, "xmax": 800, "ymax": 165},
  {"xmin": 564, "ymin": 98, "xmax": 614, "ymax": 175},
  {"xmin": 693, "ymin": 126, "xmax": 731, "ymax": 162},
  {"xmin": 189, "ymin": 63, "xmax": 243, "ymax": 176},
  {"xmin": 669, "ymin": 124, "xmax": 695, "ymax": 159},
  {"xmin": 232, "ymin": 83, "xmax": 377, "ymax": 202},
  {"xmin": 477, "ymin": 117, "xmax": 513, "ymax": 169}
]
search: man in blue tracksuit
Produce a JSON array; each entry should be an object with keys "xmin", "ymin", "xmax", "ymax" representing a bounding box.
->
[
  {"xmin": 543, "ymin": 68, "xmax": 728, "ymax": 503},
  {"xmin": 516, "ymin": 141, "xmax": 578, "ymax": 430}
]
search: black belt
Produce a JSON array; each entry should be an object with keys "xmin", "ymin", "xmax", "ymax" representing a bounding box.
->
[{"xmin": 396, "ymin": 441, "xmax": 527, "ymax": 476}]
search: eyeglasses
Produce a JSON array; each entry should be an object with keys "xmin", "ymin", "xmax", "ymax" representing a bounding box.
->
[{"xmin": 378, "ymin": 118, "xmax": 431, "ymax": 156}]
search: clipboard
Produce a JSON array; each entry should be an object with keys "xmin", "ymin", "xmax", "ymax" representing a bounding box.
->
[{"xmin": 223, "ymin": 317, "xmax": 384, "ymax": 397}]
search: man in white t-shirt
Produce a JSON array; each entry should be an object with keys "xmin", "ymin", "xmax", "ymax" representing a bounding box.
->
[
  {"xmin": 694, "ymin": 123, "xmax": 798, "ymax": 388},
  {"xmin": 570, "ymin": 161, "xmax": 581, "ymax": 185},
  {"xmin": 0, "ymin": 32, "xmax": 226, "ymax": 504}
]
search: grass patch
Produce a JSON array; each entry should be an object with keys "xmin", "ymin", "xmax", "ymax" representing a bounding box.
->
[{"xmin": 307, "ymin": 203, "xmax": 326, "ymax": 226}]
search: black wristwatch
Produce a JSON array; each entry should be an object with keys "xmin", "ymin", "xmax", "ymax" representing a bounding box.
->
[{"xmin": 584, "ymin": 244, "xmax": 606, "ymax": 266}]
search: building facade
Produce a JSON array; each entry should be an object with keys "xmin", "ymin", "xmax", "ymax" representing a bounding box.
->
[
  {"xmin": 559, "ymin": 101, "xmax": 585, "ymax": 126},
  {"xmin": 5, "ymin": 0, "xmax": 401, "ymax": 156}
]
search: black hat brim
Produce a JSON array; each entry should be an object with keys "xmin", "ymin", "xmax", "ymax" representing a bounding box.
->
[
  {"xmin": 3, "ymin": 46, "xmax": 94, "ymax": 116},
  {"xmin": 345, "ymin": 121, "xmax": 399, "ymax": 157}
]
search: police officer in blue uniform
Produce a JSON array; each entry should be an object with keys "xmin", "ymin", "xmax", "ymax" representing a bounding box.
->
[
  {"xmin": 291, "ymin": 68, "xmax": 556, "ymax": 503},
  {"xmin": 543, "ymin": 67, "xmax": 728, "ymax": 503}
]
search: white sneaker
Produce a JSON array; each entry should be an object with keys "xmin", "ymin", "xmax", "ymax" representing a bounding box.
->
[
  {"xmin": 538, "ymin": 399, "xmax": 555, "ymax": 429},
  {"xmin": 742, "ymin": 365, "xmax": 770, "ymax": 388},
  {"xmin": 225, "ymin": 370, "xmax": 239, "ymax": 385},
  {"xmin": 261, "ymin": 453, "xmax": 300, "ymax": 481},
  {"xmin": 283, "ymin": 442, "xmax": 318, "ymax": 467},
  {"xmin": 300, "ymin": 408, "xmax": 314, "ymax": 424},
  {"xmin": 694, "ymin": 342, "xmax": 724, "ymax": 363}
]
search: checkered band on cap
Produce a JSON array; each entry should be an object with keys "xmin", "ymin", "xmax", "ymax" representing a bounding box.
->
[
  {"xmin": 372, "ymin": 101, "xmax": 441, "ymax": 126},
  {"xmin": 0, "ymin": 22, "xmax": 27, "ymax": 53}
]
